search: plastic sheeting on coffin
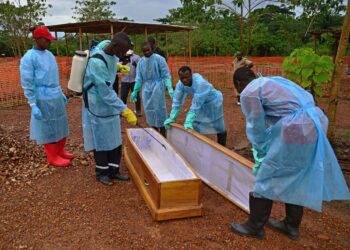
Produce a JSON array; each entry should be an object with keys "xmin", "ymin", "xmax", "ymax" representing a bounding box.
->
[
  {"xmin": 167, "ymin": 126, "xmax": 255, "ymax": 213},
  {"xmin": 129, "ymin": 128, "xmax": 197, "ymax": 182}
]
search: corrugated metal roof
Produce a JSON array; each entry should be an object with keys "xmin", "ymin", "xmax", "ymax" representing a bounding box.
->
[{"xmin": 45, "ymin": 19, "xmax": 194, "ymax": 34}]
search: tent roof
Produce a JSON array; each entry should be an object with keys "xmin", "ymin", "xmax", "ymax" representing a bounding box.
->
[{"xmin": 45, "ymin": 19, "xmax": 194, "ymax": 35}]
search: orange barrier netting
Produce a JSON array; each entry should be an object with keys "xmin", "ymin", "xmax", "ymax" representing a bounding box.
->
[{"xmin": 1, "ymin": 56, "xmax": 349, "ymax": 108}]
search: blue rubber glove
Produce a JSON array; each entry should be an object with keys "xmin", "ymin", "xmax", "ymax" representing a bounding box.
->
[
  {"xmin": 164, "ymin": 109, "xmax": 180, "ymax": 129},
  {"xmin": 130, "ymin": 81, "xmax": 142, "ymax": 103},
  {"xmin": 165, "ymin": 79, "xmax": 174, "ymax": 99},
  {"xmin": 252, "ymin": 148, "xmax": 265, "ymax": 176},
  {"xmin": 184, "ymin": 111, "xmax": 196, "ymax": 130},
  {"xmin": 30, "ymin": 104, "xmax": 42, "ymax": 120}
]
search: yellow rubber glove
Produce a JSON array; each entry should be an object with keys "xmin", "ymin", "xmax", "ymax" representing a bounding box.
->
[
  {"xmin": 121, "ymin": 107, "xmax": 137, "ymax": 125},
  {"xmin": 117, "ymin": 64, "xmax": 131, "ymax": 74}
]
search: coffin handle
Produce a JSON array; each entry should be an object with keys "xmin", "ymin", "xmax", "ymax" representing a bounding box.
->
[{"xmin": 144, "ymin": 179, "xmax": 149, "ymax": 186}]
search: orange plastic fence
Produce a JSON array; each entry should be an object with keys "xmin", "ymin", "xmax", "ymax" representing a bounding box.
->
[{"xmin": 0, "ymin": 56, "xmax": 349, "ymax": 108}]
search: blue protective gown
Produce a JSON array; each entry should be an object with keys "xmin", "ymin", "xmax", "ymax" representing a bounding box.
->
[
  {"xmin": 20, "ymin": 48, "xmax": 68, "ymax": 145},
  {"xmin": 172, "ymin": 73, "xmax": 225, "ymax": 134},
  {"xmin": 240, "ymin": 76, "xmax": 350, "ymax": 211},
  {"xmin": 82, "ymin": 45, "xmax": 126, "ymax": 152},
  {"xmin": 135, "ymin": 53, "xmax": 171, "ymax": 127}
]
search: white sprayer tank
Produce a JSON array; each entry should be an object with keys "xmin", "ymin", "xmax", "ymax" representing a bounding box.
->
[{"xmin": 68, "ymin": 50, "xmax": 89, "ymax": 93}]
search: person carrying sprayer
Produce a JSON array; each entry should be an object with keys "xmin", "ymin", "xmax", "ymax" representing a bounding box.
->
[
  {"xmin": 130, "ymin": 41, "xmax": 174, "ymax": 137},
  {"xmin": 20, "ymin": 26, "xmax": 74, "ymax": 167},
  {"xmin": 82, "ymin": 32, "xmax": 137, "ymax": 186},
  {"xmin": 164, "ymin": 66, "xmax": 227, "ymax": 146},
  {"xmin": 229, "ymin": 67, "xmax": 350, "ymax": 240}
]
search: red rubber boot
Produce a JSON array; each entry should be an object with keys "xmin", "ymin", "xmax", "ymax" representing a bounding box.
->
[
  {"xmin": 44, "ymin": 143, "xmax": 70, "ymax": 167},
  {"xmin": 57, "ymin": 137, "xmax": 75, "ymax": 159}
]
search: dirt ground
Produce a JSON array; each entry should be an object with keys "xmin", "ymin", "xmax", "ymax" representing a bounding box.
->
[{"xmin": 0, "ymin": 88, "xmax": 349, "ymax": 249}]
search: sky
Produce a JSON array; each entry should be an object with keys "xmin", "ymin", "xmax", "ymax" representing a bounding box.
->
[{"xmin": 42, "ymin": 0, "xmax": 182, "ymax": 25}]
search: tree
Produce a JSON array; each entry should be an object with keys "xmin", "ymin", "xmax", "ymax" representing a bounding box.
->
[
  {"xmin": 327, "ymin": 0, "xmax": 350, "ymax": 139},
  {"xmin": 215, "ymin": 0, "xmax": 284, "ymax": 54},
  {"xmin": 72, "ymin": 0, "xmax": 117, "ymax": 22},
  {"xmin": 0, "ymin": 0, "xmax": 51, "ymax": 57},
  {"xmin": 285, "ymin": 0, "xmax": 346, "ymax": 36},
  {"xmin": 250, "ymin": 5, "xmax": 304, "ymax": 56}
]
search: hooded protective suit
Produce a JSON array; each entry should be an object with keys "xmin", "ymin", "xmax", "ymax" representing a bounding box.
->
[
  {"xmin": 82, "ymin": 44, "xmax": 126, "ymax": 152},
  {"xmin": 240, "ymin": 76, "xmax": 350, "ymax": 211},
  {"xmin": 172, "ymin": 73, "xmax": 225, "ymax": 134},
  {"xmin": 20, "ymin": 48, "xmax": 68, "ymax": 144},
  {"xmin": 135, "ymin": 53, "xmax": 171, "ymax": 127}
]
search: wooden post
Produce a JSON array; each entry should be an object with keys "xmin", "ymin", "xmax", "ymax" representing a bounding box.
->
[
  {"xmin": 110, "ymin": 24, "xmax": 114, "ymax": 39},
  {"xmin": 85, "ymin": 33, "xmax": 89, "ymax": 48},
  {"xmin": 64, "ymin": 32, "xmax": 68, "ymax": 55},
  {"xmin": 188, "ymin": 31, "xmax": 192, "ymax": 61},
  {"xmin": 79, "ymin": 27, "xmax": 82, "ymax": 50},
  {"xmin": 55, "ymin": 31, "xmax": 59, "ymax": 56},
  {"xmin": 145, "ymin": 26, "xmax": 148, "ymax": 40},
  {"xmin": 165, "ymin": 31, "xmax": 169, "ymax": 58}
]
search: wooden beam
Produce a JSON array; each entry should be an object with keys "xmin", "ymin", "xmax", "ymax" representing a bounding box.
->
[
  {"xmin": 121, "ymin": 25, "xmax": 127, "ymax": 32},
  {"xmin": 55, "ymin": 31, "xmax": 59, "ymax": 56},
  {"xmin": 79, "ymin": 27, "xmax": 82, "ymax": 50},
  {"xmin": 188, "ymin": 31, "xmax": 192, "ymax": 60}
]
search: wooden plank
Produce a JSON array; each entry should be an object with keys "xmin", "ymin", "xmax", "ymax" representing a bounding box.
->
[
  {"xmin": 160, "ymin": 179, "xmax": 201, "ymax": 209},
  {"xmin": 155, "ymin": 205, "xmax": 202, "ymax": 221}
]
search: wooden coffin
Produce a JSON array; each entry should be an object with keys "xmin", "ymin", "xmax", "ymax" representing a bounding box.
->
[
  {"xmin": 124, "ymin": 128, "xmax": 202, "ymax": 221},
  {"xmin": 167, "ymin": 124, "xmax": 255, "ymax": 213}
]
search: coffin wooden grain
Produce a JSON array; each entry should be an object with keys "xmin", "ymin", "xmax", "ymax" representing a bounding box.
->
[
  {"xmin": 124, "ymin": 128, "xmax": 202, "ymax": 221},
  {"xmin": 167, "ymin": 124, "xmax": 255, "ymax": 213}
]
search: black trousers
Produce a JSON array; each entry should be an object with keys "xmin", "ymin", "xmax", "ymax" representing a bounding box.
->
[
  {"xmin": 94, "ymin": 146, "xmax": 122, "ymax": 176},
  {"xmin": 121, "ymin": 81, "xmax": 141, "ymax": 112},
  {"xmin": 113, "ymin": 74, "xmax": 119, "ymax": 95}
]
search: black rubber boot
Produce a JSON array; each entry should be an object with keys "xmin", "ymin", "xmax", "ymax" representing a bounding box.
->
[
  {"xmin": 230, "ymin": 193, "xmax": 273, "ymax": 239},
  {"xmin": 217, "ymin": 131, "xmax": 227, "ymax": 147},
  {"xmin": 109, "ymin": 166, "xmax": 130, "ymax": 181},
  {"xmin": 268, "ymin": 203, "xmax": 303, "ymax": 241},
  {"xmin": 96, "ymin": 175, "xmax": 113, "ymax": 185},
  {"xmin": 96, "ymin": 166, "xmax": 113, "ymax": 186}
]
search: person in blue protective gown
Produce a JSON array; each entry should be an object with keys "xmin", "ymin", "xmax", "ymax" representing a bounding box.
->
[
  {"xmin": 20, "ymin": 26, "xmax": 74, "ymax": 168},
  {"xmin": 82, "ymin": 32, "xmax": 137, "ymax": 186},
  {"xmin": 229, "ymin": 67, "xmax": 350, "ymax": 240},
  {"xmin": 130, "ymin": 41, "xmax": 174, "ymax": 137},
  {"xmin": 164, "ymin": 66, "xmax": 227, "ymax": 146}
]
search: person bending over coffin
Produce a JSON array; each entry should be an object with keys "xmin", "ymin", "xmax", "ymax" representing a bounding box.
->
[
  {"xmin": 164, "ymin": 66, "xmax": 227, "ymax": 146},
  {"xmin": 229, "ymin": 67, "xmax": 350, "ymax": 240}
]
